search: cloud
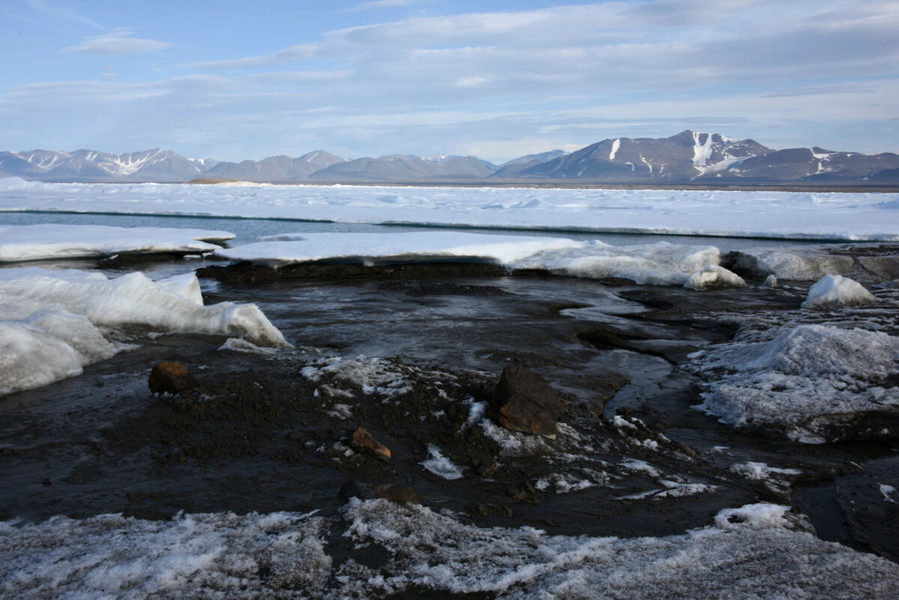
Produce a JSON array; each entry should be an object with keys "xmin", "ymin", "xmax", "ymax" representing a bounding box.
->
[
  {"xmin": 190, "ymin": 44, "xmax": 317, "ymax": 70},
  {"xmin": 63, "ymin": 29, "xmax": 170, "ymax": 55}
]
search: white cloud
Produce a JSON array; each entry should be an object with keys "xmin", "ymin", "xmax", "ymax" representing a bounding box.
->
[{"xmin": 63, "ymin": 30, "xmax": 170, "ymax": 55}]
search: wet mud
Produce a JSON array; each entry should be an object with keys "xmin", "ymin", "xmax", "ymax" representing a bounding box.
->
[{"xmin": 1, "ymin": 260, "xmax": 897, "ymax": 565}]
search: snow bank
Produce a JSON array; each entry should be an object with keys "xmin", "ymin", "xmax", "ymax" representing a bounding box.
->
[
  {"xmin": 802, "ymin": 274, "xmax": 877, "ymax": 309},
  {"xmin": 693, "ymin": 324, "xmax": 899, "ymax": 442},
  {"xmin": 0, "ymin": 268, "xmax": 288, "ymax": 396},
  {"xmin": 0, "ymin": 224, "xmax": 233, "ymax": 262},
  {"xmin": 1, "ymin": 180, "xmax": 897, "ymax": 241},
  {"xmin": 4, "ymin": 501, "xmax": 898, "ymax": 599}
]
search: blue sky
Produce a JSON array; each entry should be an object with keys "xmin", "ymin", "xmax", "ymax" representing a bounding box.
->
[{"xmin": 1, "ymin": 0, "xmax": 897, "ymax": 163}]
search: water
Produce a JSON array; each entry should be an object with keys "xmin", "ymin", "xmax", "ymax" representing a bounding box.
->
[{"xmin": 0, "ymin": 210, "xmax": 826, "ymax": 251}]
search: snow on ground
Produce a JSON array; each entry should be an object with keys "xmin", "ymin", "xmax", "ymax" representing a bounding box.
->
[
  {"xmin": 1, "ymin": 179, "xmax": 897, "ymax": 241},
  {"xmin": 0, "ymin": 268, "xmax": 288, "ymax": 396},
  {"xmin": 0, "ymin": 223, "xmax": 233, "ymax": 262},
  {"xmin": 7, "ymin": 500, "xmax": 894, "ymax": 599},
  {"xmin": 691, "ymin": 324, "xmax": 899, "ymax": 442}
]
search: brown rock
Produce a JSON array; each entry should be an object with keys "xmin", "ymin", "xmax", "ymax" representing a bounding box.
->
[
  {"xmin": 148, "ymin": 361, "xmax": 198, "ymax": 394},
  {"xmin": 488, "ymin": 366, "xmax": 565, "ymax": 435},
  {"xmin": 351, "ymin": 427, "xmax": 391, "ymax": 462}
]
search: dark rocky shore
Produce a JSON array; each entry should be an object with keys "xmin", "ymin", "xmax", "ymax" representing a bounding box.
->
[{"xmin": 1, "ymin": 248, "xmax": 898, "ymax": 575}]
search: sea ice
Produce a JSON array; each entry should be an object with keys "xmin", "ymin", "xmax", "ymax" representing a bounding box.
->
[
  {"xmin": 216, "ymin": 231, "xmax": 582, "ymax": 266},
  {"xmin": 2, "ymin": 179, "xmax": 897, "ymax": 241},
  {"xmin": 0, "ymin": 223, "xmax": 233, "ymax": 262}
]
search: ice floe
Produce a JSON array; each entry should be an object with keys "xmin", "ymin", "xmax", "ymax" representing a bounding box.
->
[
  {"xmin": 216, "ymin": 231, "xmax": 582, "ymax": 267},
  {"xmin": 0, "ymin": 223, "xmax": 233, "ymax": 262},
  {"xmin": 0, "ymin": 268, "xmax": 288, "ymax": 396},
  {"xmin": 692, "ymin": 324, "xmax": 899, "ymax": 442}
]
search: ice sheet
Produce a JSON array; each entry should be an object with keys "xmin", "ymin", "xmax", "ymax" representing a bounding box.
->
[
  {"xmin": 1, "ymin": 179, "xmax": 897, "ymax": 241},
  {"xmin": 0, "ymin": 223, "xmax": 233, "ymax": 262}
]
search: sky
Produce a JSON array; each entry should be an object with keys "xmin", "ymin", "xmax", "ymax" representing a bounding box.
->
[{"xmin": 1, "ymin": 0, "xmax": 898, "ymax": 164}]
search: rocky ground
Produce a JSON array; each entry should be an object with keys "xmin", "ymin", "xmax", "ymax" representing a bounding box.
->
[{"xmin": 1, "ymin": 249, "xmax": 897, "ymax": 573}]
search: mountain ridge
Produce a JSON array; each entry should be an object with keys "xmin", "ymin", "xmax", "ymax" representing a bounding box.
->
[{"xmin": 2, "ymin": 131, "xmax": 897, "ymax": 186}]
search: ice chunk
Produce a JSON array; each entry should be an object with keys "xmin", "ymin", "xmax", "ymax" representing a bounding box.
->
[
  {"xmin": 693, "ymin": 324, "xmax": 899, "ymax": 442},
  {"xmin": 801, "ymin": 274, "xmax": 877, "ymax": 309},
  {"xmin": 684, "ymin": 265, "xmax": 746, "ymax": 290},
  {"xmin": 156, "ymin": 272, "xmax": 204, "ymax": 306},
  {"xmin": 0, "ymin": 309, "xmax": 118, "ymax": 396},
  {"xmin": 518, "ymin": 241, "xmax": 721, "ymax": 286},
  {"xmin": 0, "ymin": 268, "xmax": 288, "ymax": 395},
  {"xmin": 420, "ymin": 444, "xmax": 464, "ymax": 480}
]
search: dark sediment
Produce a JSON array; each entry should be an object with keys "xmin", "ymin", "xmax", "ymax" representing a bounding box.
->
[{"xmin": 1, "ymin": 258, "xmax": 897, "ymax": 565}]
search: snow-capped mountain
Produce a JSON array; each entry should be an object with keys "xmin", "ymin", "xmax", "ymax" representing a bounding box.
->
[
  {"xmin": 0, "ymin": 149, "xmax": 217, "ymax": 182},
  {"xmin": 1, "ymin": 132, "xmax": 897, "ymax": 185},
  {"xmin": 511, "ymin": 131, "xmax": 773, "ymax": 181}
]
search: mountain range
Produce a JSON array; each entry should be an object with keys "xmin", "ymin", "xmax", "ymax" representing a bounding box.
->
[{"xmin": 2, "ymin": 131, "xmax": 898, "ymax": 186}]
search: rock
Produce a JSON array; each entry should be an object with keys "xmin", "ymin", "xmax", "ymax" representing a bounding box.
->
[
  {"xmin": 351, "ymin": 427, "xmax": 391, "ymax": 462},
  {"xmin": 488, "ymin": 366, "xmax": 565, "ymax": 435},
  {"xmin": 148, "ymin": 361, "xmax": 198, "ymax": 395},
  {"xmin": 374, "ymin": 484, "xmax": 423, "ymax": 504}
]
